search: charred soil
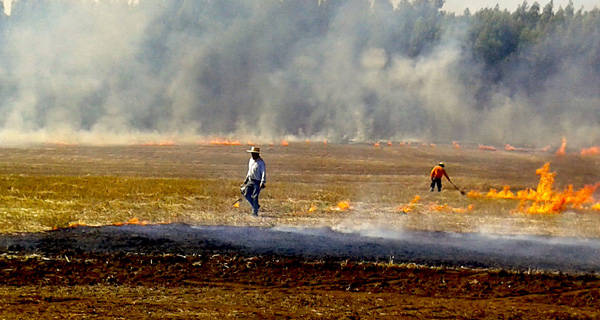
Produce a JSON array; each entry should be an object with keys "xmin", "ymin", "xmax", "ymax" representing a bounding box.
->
[
  {"xmin": 0, "ymin": 224, "xmax": 599, "ymax": 319},
  {"xmin": 1, "ymin": 250, "xmax": 599, "ymax": 319}
]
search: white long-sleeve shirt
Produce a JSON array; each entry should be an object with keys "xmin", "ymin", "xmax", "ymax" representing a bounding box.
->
[{"xmin": 246, "ymin": 157, "xmax": 266, "ymax": 184}]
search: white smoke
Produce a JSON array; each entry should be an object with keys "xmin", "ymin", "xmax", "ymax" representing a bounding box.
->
[
  {"xmin": 1, "ymin": 0, "xmax": 12, "ymax": 15},
  {"xmin": 0, "ymin": 0, "xmax": 598, "ymax": 147}
]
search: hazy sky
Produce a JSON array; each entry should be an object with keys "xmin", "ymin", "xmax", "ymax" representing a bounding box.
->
[
  {"xmin": 3, "ymin": 0, "xmax": 598, "ymax": 17},
  {"xmin": 443, "ymin": 0, "xmax": 599, "ymax": 13}
]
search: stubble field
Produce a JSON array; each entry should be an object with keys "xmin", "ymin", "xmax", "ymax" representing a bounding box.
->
[{"xmin": 0, "ymin": 142, "xmax": 599, "ymax": 319}]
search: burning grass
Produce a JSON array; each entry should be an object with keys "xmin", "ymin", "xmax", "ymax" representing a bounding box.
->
[
  {"xmin": 468, "ymin": 162, "xmax": 600, "ymax": 214},
  {"xmin": 0, "ymin": 143, "xmax": 600, "ymax": 237}
]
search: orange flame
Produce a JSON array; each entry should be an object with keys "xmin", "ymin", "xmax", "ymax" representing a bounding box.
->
[
  {"xmin": 294, "ymin": 204, "xmax": 318, "ymax": 215},
  {"xmin": 374, "ymin": 142, "xmax": 380, "ymax": 147},
  {"xmin": 111, "ymin": 218, "xmax": 154, "ymax": 226},
  {"xmin": 453, "ymin": 141, "xmax": 461, "ymax": 149},
  {"xmin": 428, "ymin": 202, "xmax": 473, "ymax": 213},
  {"xmin": 66, "ymin": 221, "xmax": 88, "ymax": 228},
  {"xmin": 555, "ymin": 137, "xmax": 567, "ymax": 156},
  {"xmin": 504, "ymin": 144, "xmax": 530, "ymax": 152},
  {"xmin": 467, "ymin": 190, "xmax": 482, "ymax": 197},
  {"xmin": 337, "ymin": 200, "xmax": 350, "ymax": 210},
  {"xmin": 478, "ymin": 145, "xmax": 497, "ymax": 151},
  {"xmin": 210, "ymin": 139, "xmax": 241, "ymax": 146},
  {"xmin": 486, "ymin": 186, "xmax": 515, "ymax": 199},
  {"xmin": 468, "ymin": 162, "xmax": 599, "ymax": 214},
  {"xmin": 387, "ymin": 141, "xmax": 393, "ymax": 146},
  {"xmin": 233, "ymin": 202, "xmax": 240, "ymax": 208},
  {"xmin": 458, "ymin": 205, "xmax": 475, "ymax": 213},
  {"xmin": 119, "ymin": 218, "xmax": 149, "ymax": 226},
  {"xmin": 395, "ymin": 195, "xmax": 420, "ymax": 213},
  {"xmin": 485, "ymin": 143, "xmax": 533, "ymax": 152},
  {"xmin": 396, "ymin": 205, "xmax": 413, "ymax": 213},
  {"xmin": 581, "ymin": 146, "xmax": 600, "ymax": 156},
  {"xmin": 330, "ymin": 200, "xmax": 351, "ymax": 211},
  {"xmin": 281, "ymin": 140, "xmax": 289, "ymax": 146},
  {"xmin": 55, "ymin": 218, "xmax": 169, "ymax": 230},
  {"xmin": 410, "ymin": 195, "xmax": 421, "ymax": 204}
]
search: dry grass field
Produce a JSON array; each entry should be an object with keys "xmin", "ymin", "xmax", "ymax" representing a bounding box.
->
[
  {"xmin": 1, "ymin": 142, "xmax": 600, "ymax": 319},
  {"xmin": 1, "ymin": 142, "xmax": 599, "ymax": 237}
]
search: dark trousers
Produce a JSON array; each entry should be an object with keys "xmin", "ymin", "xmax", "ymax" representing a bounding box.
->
[
  {"xmin": 430, "ymin": 178, "xmax": 442, "ymax": 192},
  {"xmin": 243, "ymin": 181, "xmax": 261, "ymax": 215}
]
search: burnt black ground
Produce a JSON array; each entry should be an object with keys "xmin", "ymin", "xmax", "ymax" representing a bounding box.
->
[{"xmin": 1, "ymin": 223, "xmax": 599, "ymax": 273}]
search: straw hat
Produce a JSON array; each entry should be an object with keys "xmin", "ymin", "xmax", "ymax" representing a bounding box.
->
[{"xmin": 247, "ymin": 146, "xmax": 260, "ymax": 153}]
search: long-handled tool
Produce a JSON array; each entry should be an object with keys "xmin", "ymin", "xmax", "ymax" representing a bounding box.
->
[
  {"xmin": 233, "ymin": 183, "xmax": 246, "ymax": 206},
  {"xmin": 232, "ymin": 197, "xmax": 243, "ymax": 206},
  {"xmin": 448, "ymin": 180, "xmax": 466, "ymax": 195},
  {"xmin": 233, "ymin": 182, "xmax": 266, "ymax": 207}
]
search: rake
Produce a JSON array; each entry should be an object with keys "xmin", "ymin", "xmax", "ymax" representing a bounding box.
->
[{"xmin": 448, "ymin": 180, "xmax": 466, "ymax": 195}]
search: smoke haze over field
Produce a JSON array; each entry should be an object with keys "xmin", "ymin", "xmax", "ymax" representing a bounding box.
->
[{"xmin": 0, "ymin": 0, "xmax": 599, "ymax": 147}]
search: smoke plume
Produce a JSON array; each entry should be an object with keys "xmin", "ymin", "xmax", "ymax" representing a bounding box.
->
[{"xmin": 0, "ymin": 0, "xmax": 598, "ymax": 147}]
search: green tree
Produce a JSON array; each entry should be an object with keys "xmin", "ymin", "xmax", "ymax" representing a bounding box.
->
[{"xmin": 470, "ymin": 8, "xmax": 520, "ymax": 65}]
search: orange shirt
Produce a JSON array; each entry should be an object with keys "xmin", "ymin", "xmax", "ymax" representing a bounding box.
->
[{"xmin": 430, "ymin": 166, "xmax": 449, "ymax": 179}]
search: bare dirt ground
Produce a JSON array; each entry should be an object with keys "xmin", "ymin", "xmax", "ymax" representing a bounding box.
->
[
  {"xmin": 1, "ymin": 252, "xmax": 600, "ymax": 319},
  {"xmin": 0, "ymin": 142, "xmax": 600, "ymax": 319}
]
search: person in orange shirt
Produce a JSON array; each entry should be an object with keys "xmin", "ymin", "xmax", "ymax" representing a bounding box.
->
[{"xmin": 430, "ymin": 162, "xmax": 450, "ymax": 192}]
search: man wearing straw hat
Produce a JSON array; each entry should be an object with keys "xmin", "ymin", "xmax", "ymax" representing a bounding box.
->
[{"xmin": 242, "ymin": 146, "xmax": 266, "ymax": 216}]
